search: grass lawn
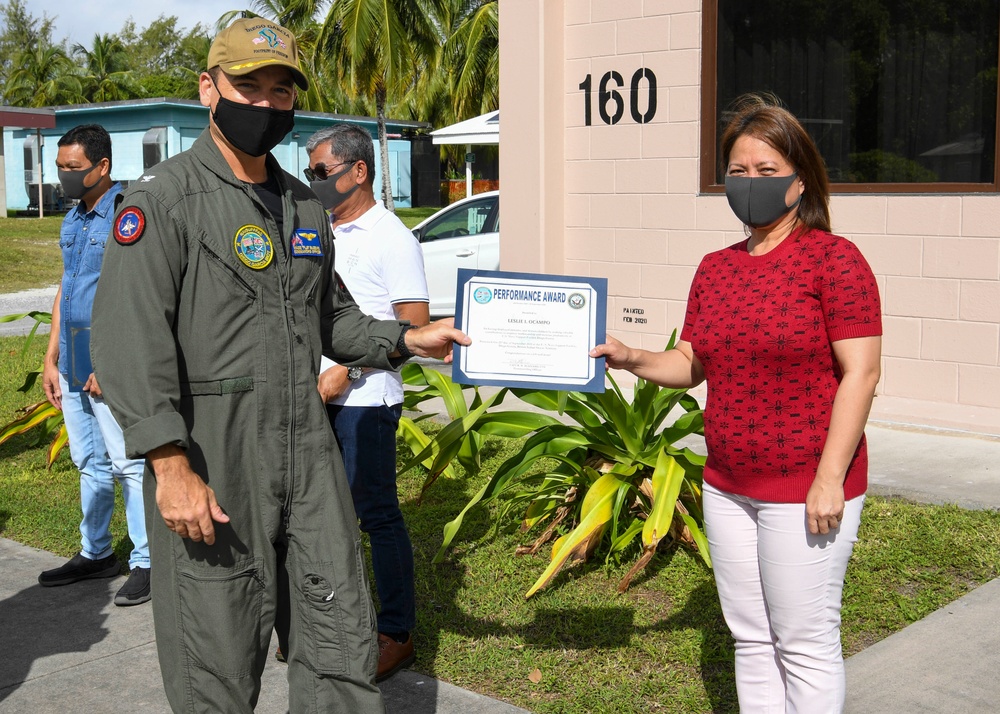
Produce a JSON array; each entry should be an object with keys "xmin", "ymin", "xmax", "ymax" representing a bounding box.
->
[
  {"xmin": 396, "ymin": 206, "xmax": 440, "ymax": 228},
  {"xmin": 0, "ymin": 216, "xmax": 63, "ymax": 293},
  {"xmin": 2, "ymin": 332, "xmax": 1000, "ymax": 712}
]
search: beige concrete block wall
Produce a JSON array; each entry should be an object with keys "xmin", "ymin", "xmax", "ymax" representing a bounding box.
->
[{"xmin": 500, "ymin": 0, "xmax": 1000, "ymax": 434}]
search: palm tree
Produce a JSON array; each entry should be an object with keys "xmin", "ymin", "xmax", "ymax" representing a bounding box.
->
[
  {"xmin": 317, "ymin": 0, "xmax": 439, "ymax": 210},
  {"xmin": 3, "ymin": 44, "xmax": 83, "ymax": 107},
  {"xmin": 445, "ymin": 0, "xmax": 498, "ymax": 120},
  {"xmin": 73, "ymin": 34, "xmax": 136, "ymax": 102}
]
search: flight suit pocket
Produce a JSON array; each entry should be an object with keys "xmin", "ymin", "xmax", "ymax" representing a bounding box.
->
[
  {"xmin": 175, "ymin": 558, "xmax": 264, "ymax": 678},
  {"xmin": 298, "ymin": 543, "xmax": 376, "ymax": 677},
  {"xmin": 300, "ymin": 567, "xmax": 349, "ymax": 675}
]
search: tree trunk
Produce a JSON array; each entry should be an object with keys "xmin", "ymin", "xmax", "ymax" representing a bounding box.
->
[{"xmin": 376, "ymin": 85, "xmax": 395, "ymax": 212}]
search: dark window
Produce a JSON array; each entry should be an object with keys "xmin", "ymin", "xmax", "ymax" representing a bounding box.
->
[{"xmin": 701, "ymin": 0, "xmax": 1000, "ymax": 192}]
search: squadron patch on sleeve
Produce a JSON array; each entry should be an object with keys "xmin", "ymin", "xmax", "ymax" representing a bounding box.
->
[
  {"xmin": 114, "ymin": 207, "xmax": 146, "ymax": 245},
  {"xmin": 234, "ymin": 224, "xmax": 274, "ymax": 269}
]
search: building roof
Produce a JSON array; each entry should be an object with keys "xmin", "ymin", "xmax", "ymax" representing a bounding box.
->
[
  {"xmin": 431, "ymin": 110, "xmax": 499, "ymax": 145},
  {"xmin": 45, "ymin": 98, "xmax": 431, "ymax": 133},
  {"xmin": 0, "ymin": 106, "xmax": 56, "ymax": 129}
]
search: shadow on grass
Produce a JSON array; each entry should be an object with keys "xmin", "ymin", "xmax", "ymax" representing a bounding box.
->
[{"xmin": 0, "ymin": 429, "xmax": 52, "ymax": 461}]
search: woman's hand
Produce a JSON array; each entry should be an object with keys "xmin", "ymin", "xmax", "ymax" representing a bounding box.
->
[
  {"xmin": 590, "ymin": 335, "xmax": 633, "ymax": 370},
  {"xmin": 805, "ymin": 476, "xmax": 846, "ymax": 535}
]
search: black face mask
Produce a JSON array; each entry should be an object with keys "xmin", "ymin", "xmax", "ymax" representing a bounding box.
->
[
  {"xmin": 309, "ymin": 162, "xmax": 360, "ymax": 211},
  {"xmin": 58, "ymin": 164, "xmax": 101, "ymax": 201},
  {"xmin": 212, "ymin": 83, "xmax": 295, "ymax": 157},
  {"xmin": 725, "ymin": 173, "xmax": 801, "ymax": 228}
]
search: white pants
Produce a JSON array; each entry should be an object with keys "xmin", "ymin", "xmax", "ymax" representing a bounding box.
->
[{"xmin": 704, "ymin": 482, "xmax": 865, "ymax": 714}]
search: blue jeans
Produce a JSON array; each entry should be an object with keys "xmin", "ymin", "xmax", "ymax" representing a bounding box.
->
[
  {"xmin": 328, "ymin": 403, "xmax": 415, "ymax": 634},
  {"xmin": 60, "ymin": 374, "xmax": 149, "ymax": 569}
]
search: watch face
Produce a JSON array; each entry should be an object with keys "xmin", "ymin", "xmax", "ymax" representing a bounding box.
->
[{"xmin": 347, "ymin": 366, "xmax": 364, "ymax": 381}]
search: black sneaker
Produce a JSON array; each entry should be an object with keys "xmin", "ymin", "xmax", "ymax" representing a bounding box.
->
[
  {"xmin": 114, "ymin": 567, "xmax": 151, "ymax": 606},
  {"xmin": 38, "ymin": 552, "xmax": 120, "ymax": 587}
]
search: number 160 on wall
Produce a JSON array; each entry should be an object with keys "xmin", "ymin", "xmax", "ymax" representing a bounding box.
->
[{"xmin": 578, "ymin": 68, "xmax": 658, "ymax": 126}]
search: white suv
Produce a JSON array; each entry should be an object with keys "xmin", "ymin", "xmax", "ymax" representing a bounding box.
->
[{"xmin": 412, "ymin": 190, "xmax": 500, "ymax": 317}]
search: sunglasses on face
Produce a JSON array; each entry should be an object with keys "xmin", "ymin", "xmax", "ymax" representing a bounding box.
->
[{"xmin": 303, "ymin": 160, "xmax": 357, "ymax": 182}]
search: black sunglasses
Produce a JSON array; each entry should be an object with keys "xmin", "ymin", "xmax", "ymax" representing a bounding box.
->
[{"xmin": 303, "ymin": 160, "xmax": 357, "ymax": 182}]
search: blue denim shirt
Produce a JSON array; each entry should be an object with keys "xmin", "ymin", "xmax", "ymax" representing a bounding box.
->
[{"xmin": 58, "ymin": 182, "xmax": 123, "ymax": 375}]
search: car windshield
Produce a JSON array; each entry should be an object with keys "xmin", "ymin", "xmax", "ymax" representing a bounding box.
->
[{"xmin": 421, "ymin": 198, "xmax": 496, "ymax": 241}]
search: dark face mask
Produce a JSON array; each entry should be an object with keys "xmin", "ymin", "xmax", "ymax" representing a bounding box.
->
[
  {"xmin": 309, "ymin": 162, "xmax": 360, "ymax": 211},
  {"xmin": 725, "ymin": 173, "xmax": 801, "ymax": 228},
  {"xmin": 212, "ymin": 82, "xmax": 295, "ymax": 157},
  {"xmin": 58, "ymin": 164, "xmax": 101, "ymax": 201}
]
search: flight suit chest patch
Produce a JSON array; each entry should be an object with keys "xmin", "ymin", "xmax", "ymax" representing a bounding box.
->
[
  {"xmin": 234, "ymin": 224, "xmax": 274, "ymax": 269},
  {"xmin": 291, "ymin": 229, "xmax": 323, "ymax": 257}
]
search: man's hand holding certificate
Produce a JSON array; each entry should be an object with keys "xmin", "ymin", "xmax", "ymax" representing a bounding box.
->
[{"xmin": 452, "ymin": 269, "xmax": 607, "ymax": 392}]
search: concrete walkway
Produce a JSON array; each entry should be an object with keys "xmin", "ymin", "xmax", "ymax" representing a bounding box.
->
[
  {"xmin": 0, "ymin": 286, "xmax": 56, "ymax": 337},
  {"xmin": 0, "ymin": 540, "xmax": 530, "ymax": 713}
]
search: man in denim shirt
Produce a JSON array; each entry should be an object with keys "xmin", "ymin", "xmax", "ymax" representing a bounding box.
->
[{"xmin": 38, "ymin": 124, "xmax": 150, "ymax": 606}]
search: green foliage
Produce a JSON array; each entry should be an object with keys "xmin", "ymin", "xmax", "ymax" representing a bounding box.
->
[
  {"xmin": 400, "ymin": 338, "xmax": 710, "ymax": 597},
  {"xmin": 0, "ymin": 0, "xmax": 56, "ymax": 87},
  {"xmin": 72, "ymin": 34, "xmax": 136, "ymax": 103},
  {"xmin": 0, "ymin": 311, "xmax": 66, "ymax": 467},
  {"xmin": 3, "ymin": 43, "xmax": 83, "ymax": 106}
]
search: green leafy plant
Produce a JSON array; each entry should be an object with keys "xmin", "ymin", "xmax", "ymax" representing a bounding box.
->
[
  {"xmin": 398, "ymin": 362, "xmax": 560, "ymax": 497},
  {"xmin": 400, "ymin": 336, "xmax": 710, "ymax": 597},
  {"xmin": 0, "ymin": 311, "xmax": 67, "ymax": 467}
]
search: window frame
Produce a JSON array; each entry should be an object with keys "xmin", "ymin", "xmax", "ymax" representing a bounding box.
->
[{"xmin": 699, "ymin": 0, "xmax": 1000, "ymax": 194}]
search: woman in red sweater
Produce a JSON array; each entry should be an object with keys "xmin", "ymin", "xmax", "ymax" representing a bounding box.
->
[{"xmin": 592, "ymin": 93, "xmax": 882, "ymax": 713}]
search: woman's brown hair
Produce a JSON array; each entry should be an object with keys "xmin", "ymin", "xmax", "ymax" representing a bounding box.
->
[{"xmin": 720, "ymin": 93, "xmax": 831, "ymax": 233}]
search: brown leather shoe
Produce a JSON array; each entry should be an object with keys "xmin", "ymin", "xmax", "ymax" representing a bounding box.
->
[{"xmin": 376, "ymin": 633, "xmax": 414, "ymax": 682}]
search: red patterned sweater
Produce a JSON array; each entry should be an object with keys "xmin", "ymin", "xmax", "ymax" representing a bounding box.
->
[{"xmin": 680, "ymin": 227, "xmax": 882, "ymax": 503}]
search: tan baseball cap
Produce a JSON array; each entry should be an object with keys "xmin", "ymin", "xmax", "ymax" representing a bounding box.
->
[{"xmin": 208, "ymin": 17, "xmax": 309, "ymax": 90}]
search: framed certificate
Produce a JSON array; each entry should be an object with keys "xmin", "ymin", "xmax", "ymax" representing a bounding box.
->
[{"xmin": 452, "ymin": 269, "xmax": 607, "ymax": 392}]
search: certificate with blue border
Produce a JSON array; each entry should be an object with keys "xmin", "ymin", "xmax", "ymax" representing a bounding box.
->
[{"xmin": 452, "ymin": 269, "xmax": 607, "ymax": 392}]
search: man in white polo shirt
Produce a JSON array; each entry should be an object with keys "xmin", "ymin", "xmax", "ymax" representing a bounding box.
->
[{"xmin": 305, "ymin": 124, "xmax": 430, "ymax": 681}]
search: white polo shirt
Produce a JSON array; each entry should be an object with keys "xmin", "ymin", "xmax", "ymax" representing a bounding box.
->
[{"xmin": 321, "ymin": 201, "xmax": 429, "ymax": 408}]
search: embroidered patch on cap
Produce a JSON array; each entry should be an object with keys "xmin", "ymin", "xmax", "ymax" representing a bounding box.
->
[
  {"xmin": 291, "ymin": 229, "xmax": 323, "ymax": 257},
  {"xmin": 114, "ymin": 207, "xmax": 146, "ymax": 245},
  {"xmin": 234, "ymin": 224, "xmax": 273, "ymax": 269}
]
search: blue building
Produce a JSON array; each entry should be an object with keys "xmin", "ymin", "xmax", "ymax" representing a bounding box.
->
[{"xmin": 2, "ymin": 98, "xmax": 433, "ymax": 212}]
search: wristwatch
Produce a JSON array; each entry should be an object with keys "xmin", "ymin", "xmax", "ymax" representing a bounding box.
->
[
  {"xmin": 346, "ymin": 366, "xmax": 364, "ymax": 382},
  {"xmin": 396, "ymin": 324, "xmax": 417, "ymax": 359}
]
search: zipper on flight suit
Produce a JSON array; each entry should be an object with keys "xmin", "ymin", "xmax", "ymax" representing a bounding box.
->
[{"xmin": 251, "ymin": 184, "xmax": 300, "ymax": 530}]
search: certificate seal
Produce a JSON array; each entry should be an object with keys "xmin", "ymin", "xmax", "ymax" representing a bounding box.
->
[
  {"xmin": 568, "ymin": 292, "xmax": 586, "ymax": 309},
  {"xmin": 473, "ymin": 286, "xmax": 493, "ymax": 304}
]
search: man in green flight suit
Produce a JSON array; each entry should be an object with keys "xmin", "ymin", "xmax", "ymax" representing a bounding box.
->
[{"xmin": 90, "ymin": 17, "xmax": 469, "ymax": 713}]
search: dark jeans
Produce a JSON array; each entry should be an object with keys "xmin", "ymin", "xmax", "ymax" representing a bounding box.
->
[{"xmin": 328, "ymin": 402, "xmax": 415, "ymax": 634}]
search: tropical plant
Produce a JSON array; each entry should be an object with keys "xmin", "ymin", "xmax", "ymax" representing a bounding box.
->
[
  {"xmin": 400, "ymin": 338, "xmax": 711, "ymax": 597},
  {"xmin": 72, "ymin": 34, "xmax": 136, "ymax": 102},
  {"xmin": 0, "ymin": 311, "xmax": 67, "ymax": 467},
  {"xmin": 445, "ymin": 0, "xmax": 498, "ymax": 120},
  {"xmin": 316, "ymin": 0, "xmax": 440, "ymax": 210},
  {"xmin": 397, "ymin": 362, "xmax": 561, "ymax": 497},
  {"xmin": 3, "ymin": 43, "xmax": 83, "ymax": 107},
  {"xmin": 0, "ymin": 0, "xmax": 57, "ymax": 87}
]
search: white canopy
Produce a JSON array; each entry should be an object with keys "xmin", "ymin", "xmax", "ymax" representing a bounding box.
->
[{"xmin": 431, "ymin": 110, "xmax": 499, "ymax": 145}]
